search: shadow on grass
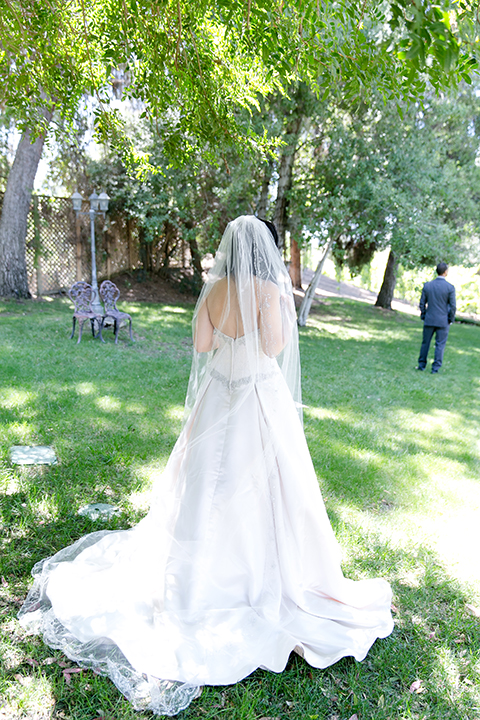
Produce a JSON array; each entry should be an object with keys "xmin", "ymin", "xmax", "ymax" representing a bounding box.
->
[
  {"xmin": 0, "ymin": 298, "xmax": 195, "ymax": 587},
  {"xmin": 181, "ymin": 538, "xmax": 480, "ymax": 720},
  {"xmin": 0, "ymin": 298, "xmax": 193, "ymax": 512}
]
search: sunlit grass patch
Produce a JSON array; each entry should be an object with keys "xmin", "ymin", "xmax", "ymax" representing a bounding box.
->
[
  {"xmin": 95, "ymin": 395, "xmax": 122, "ymax": 412},
  {"xmin": 1, "ymin": 673, "xmax": 55, "ymax": 720},
  {"xmin": 0, "ymin": 389, "xmax": 37, "ymax": 410}
]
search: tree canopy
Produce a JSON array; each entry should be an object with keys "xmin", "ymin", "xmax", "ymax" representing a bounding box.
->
[
  {"xmin": 1, "ymin": 0, "xmax": 479, "ymax": 163},
  {"xmin": 294, "ymin": 91, "xmax": 480, "ymax": 270}
]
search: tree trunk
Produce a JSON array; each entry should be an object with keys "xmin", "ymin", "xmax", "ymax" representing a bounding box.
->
[
  {"xmin": 289, "ymin": 237, "xmax": 302, "ymax": 289},
  {"xmin": 0, "ymin": 119, "xmax": 52, "ymax": 298},
  {"xmin": 138, "ymin": 226, "xmax": 152, "ymax": 272},
  {"xmin": 272, "ymin": 113, "xmax": 303, "ymax": 250},
  {"xmin": 256, "ymin": 161, "xmax": 272, "ymax": 218},
  {"xmin": 185, "ymin": 225, "xmax": 203, "ymax": 277},
  {"xmin": 375, "ymin": 249, "xmax": 399, "ymax": 310},
  {"xmin": 297, "ymin": 236, "xmax": 334, "ymax": 326},
  {"xmin": 184, "ymin": 225, "xmax": 203, "ymax": 295}
]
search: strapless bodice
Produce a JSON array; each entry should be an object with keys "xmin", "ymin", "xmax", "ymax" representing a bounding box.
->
[{"xmin": 209, "ymin": 328, "xmax": 278, "ymax": 390}]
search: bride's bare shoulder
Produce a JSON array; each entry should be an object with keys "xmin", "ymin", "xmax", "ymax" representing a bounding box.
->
[
  {"xmin": 206, "ymin": 278, "xmax": 234, "ymax": 317},
  {"xmin": 214, "ymin": 276, "xmax": 229, "ymax": 290},
  {"xmin": 207, "ymin": 276, "xmax": 229, "ymax": 300},
  {"xmin": 256, "ymin": 278, "xmax": 279, "ymax": 300}
]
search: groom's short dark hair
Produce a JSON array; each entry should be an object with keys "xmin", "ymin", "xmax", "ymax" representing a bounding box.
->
[{"xmin": 436, "ymin": 262, "xmax": 448, "ymax": 275}]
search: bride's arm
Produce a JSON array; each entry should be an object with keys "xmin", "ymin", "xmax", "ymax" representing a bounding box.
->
[
  {"xmin": 193, "ymin": 299, "xmax": 215, "ymax": 352},
  {"xmin": 258, "ymin": 281, "xmax": 295, "ymax": 357}
]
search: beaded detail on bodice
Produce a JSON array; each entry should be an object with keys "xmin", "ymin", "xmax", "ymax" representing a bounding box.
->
[{"xmin": 209, "ymin": 328, "xmax": 278, "ymax": 392}]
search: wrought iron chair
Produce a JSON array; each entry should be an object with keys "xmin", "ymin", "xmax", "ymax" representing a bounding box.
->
[
  {"xmin": 68, "ymin": 282, "xmax": 104, "ymax": 344},
  {"xmin": 99, "ymin": 280, "xmax": 134, "ymax": 344}
]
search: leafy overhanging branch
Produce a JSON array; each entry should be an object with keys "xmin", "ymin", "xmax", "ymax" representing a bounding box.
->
[{"xmin": 0, "ymin": 0, "xmax": 478, "ymax": 167}]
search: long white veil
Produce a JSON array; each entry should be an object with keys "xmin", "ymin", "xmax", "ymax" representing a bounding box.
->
[{"xmin": 184, "ymin": 215, "xmax": 302, "ymax": 423}]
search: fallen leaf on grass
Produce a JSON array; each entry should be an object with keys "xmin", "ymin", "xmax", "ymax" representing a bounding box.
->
[
  {"xmin": 348, "ymin": 714, "xmax": 359, "ymax": 720},
  {"xmin": 391, "ymin": 603, "xmax": 399, "ymax": 613},
  {"xmin": 466, "ymin": 604, "xmax": 480, "ymax": 618},
  {"xmin": 62, "ymin": 667, "xmax": 83, "ymax": 684},
  {"xmin": 409, "ymin": 679, "xmax": 425, "ymax": 693},
  {"xmin": 25, "ymin": 658, "xmax": 39, "ymax": 666},
  {"xmin": 1, "ymin": 576, "xmax": 8, "ymax": 587}
]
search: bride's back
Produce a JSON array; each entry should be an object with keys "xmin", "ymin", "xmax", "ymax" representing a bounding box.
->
[
  {"xmin": 206, "ymin": 276, "xmax": 252, "ymax": 339},
  {"xmin": 204, "ymin": 274, "xmax": 286, "ymax": 359}
]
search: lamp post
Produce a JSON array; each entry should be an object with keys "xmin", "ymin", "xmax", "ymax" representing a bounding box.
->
[{"xmin": 71, "ymin": 190, "xmax": 110, "ymax": 315}]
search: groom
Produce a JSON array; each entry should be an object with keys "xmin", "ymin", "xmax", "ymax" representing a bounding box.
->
[{"xmin": 417, "ymin": 262, "xmax": 456, "ymax": 374}]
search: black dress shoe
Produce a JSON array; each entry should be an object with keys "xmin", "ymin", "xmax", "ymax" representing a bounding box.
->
[
  {"xmin": 416, "ymin": 366, "xmax": 425, "ymax": 371},
  {"xmin": 431, "ymin": 369, "xmax": 439, "ymax": 374}
]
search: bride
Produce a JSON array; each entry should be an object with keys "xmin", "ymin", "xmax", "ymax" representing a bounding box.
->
[{"xmin": 19, "ymin": 215, "xmax": 393, "ymax": 716}]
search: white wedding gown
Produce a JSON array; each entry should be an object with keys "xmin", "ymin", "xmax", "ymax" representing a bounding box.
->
[{"xmin": 19, "ymin": 327, "xmax": 393, "ymax": 715}]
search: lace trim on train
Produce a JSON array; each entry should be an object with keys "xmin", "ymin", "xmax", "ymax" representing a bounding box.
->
[{"xmin": 18, "ymin": 536, "xmax": 201, "ymax": 717}]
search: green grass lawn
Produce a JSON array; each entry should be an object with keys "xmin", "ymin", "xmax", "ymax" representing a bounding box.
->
[{"xmin": 0, "ymin": 295, "xmax": 479, "ymax": 720}]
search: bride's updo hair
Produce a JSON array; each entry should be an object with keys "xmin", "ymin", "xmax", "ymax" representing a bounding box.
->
[{"xmin": 257, "ymin": 218, "xmax": 279, "ymax": 247}]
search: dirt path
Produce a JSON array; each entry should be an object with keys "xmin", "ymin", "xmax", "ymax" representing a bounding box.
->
[{"xmin": 298, "ymin": 268, "xmax": 419, "ymax": 316}]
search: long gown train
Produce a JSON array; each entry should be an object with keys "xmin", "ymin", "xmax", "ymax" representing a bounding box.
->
[{"xmin": 19, "ymin": 328, "xmax": 393, "ymax": 716}]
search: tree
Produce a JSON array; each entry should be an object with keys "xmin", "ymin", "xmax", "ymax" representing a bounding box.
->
[
  {"xmin": 372, "ymin": 91, "xmax": 480, "ymax": 307},
  {"xmin": 1, "ymin": 0, "xmax": 477, "ymax": 154},
  {"xmin": 270, "ymin": 86, "xmax": 313, "ymax": 250},
  {"xmin": 78, "ymin": 111, "xmax": 265, "ymax": 291},
  {"xmin": 0, "ymin": 111, "xmax": 16, "ymax": 193},
  {"xmin": 297, "ymin": 236, "xmax": 334, "ymax": 326},
  {"xmin": 0, "ymin": 0, "xmax": 478, "ymax": 297},
  {"xmin": 375, "ymin": 251, "xmax": 400, "ymax": 310},
  {"xmin": 0, "ymin": 112, "xmax": 53, "ymax": 297},
  {"xmin": 293, "ymin": 101, "xmax": 390, "ymax": 323},
  {"xmin": 292, "ymin": 89, "xmax": 480, "ymax": 316}
]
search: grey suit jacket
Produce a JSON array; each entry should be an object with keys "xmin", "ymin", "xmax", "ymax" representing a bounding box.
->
[{"xmin": 419, "ymin": 276, "xmax": 456, "ymax": 327}]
